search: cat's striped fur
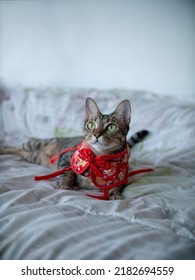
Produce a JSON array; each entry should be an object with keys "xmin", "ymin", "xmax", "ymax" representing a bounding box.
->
[{"xmin": 0, "ymin": 98, "xmax": 149, "ymax": 199}]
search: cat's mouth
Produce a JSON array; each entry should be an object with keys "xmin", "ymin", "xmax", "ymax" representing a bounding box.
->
[
  {"xmin": 90, "ymin": 141, "xmax": 105, "ymax": 153},
  {"xmin": 92, "ymin": 140, "xmax": 101, "ymax": 147},
  {"xmin": 94, "ymin": 139, "xmax": 99, "ymax": 144},
  {"xmin": 90, "ymin": 137, "xmax": 104, "ymax": 150},
  {"xmin": 91, "ymin": 135, "xmax": 102, "ymax": 145},
  {"xmin": 87, "ymin": 136, "xmax": 112, "ymax": 152}
]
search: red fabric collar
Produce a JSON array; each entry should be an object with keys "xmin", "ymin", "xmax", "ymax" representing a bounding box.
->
[
  {"xmin": 71, "ymin": 140, "xmax": 130, "ymax": 188},
  {"xmin": 35, "ymin": 141, "xmax": 153, "ymax": 200}
]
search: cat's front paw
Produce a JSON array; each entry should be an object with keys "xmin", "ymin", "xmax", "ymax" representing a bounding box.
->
[
  {"xmin": 56, "ymin": 184, "xmax": 73, "ymax": 190},
  {"xmin": 108, "ymin": 186, "xmax": 124, "ymax": 200},
  {"xmin": 109, "ymin": 193, "xmax": 124, "ymax": 200}
]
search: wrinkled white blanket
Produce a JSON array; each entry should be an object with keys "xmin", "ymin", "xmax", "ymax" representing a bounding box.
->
[{"xmin": 0, "ymin": 87, "xmax": 195, "ymax": 259}]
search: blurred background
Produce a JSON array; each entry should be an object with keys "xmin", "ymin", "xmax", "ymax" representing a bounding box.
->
[{"xmin": 0, "ymin": 0, "xmax": 195, "ymax": 99}]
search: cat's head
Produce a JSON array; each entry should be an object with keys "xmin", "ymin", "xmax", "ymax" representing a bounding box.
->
[{"xmin": 84, "ymin": 97, "xmax": 131, "ymax": 155}]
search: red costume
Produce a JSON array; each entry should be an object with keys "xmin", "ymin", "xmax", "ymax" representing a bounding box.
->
[{"xmin": 35, "ymin": 141, "xmax": 153, "ymax": 200}]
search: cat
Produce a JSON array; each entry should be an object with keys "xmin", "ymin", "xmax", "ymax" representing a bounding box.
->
[{"xmin": 0, "ymin": 97, "xmax": 149, "ymax": 200}]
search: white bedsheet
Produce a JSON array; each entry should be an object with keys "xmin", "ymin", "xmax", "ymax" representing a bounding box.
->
[{"xmin": 0, "ymin": 87, "xmax": 195, "ymax": 259}]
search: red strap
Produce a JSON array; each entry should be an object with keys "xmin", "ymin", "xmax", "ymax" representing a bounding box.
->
[
  {"xmin": 35, "ymin": 146, "xmax": 75, "ymax": 181},
  {"xmin": 35, "ymin": 167, "xmax": 153, "ymax": 198},
  {"xmin": 128, "ymin": 168, "xmax": 154, "ymax": 177},
  {"xmin": 50, "ymin": 147, "xmax": 75, "ymax": 164},
  {"xmin": 86, "ymin": 188, "xmax": 109, "ymax": 200},
  {"xmin": 34, "ymin": 167, "xmax": 71, "ymax": 181}
]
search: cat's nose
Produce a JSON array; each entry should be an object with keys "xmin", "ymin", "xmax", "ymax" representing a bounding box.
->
[{"xmin": 94, "ymin": 133, "xmax": 101, "ymax": 139}]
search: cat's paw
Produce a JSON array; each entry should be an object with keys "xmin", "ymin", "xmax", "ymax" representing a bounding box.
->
[
  {"xmin": 56, "ymin": 184, "xmax": 73, "ymax": 190},
  {"xmin": 109, "ymin": 193, "xmax": 124, "ymax": 200},
  {"xmin": 108, "ymin": 186, "xmax": 124, "ymax": 200}
]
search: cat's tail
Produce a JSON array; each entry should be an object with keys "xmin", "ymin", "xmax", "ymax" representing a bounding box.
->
[{"xmin": 127, "ymin": 130, "xmax": 149, "ymax": 148}]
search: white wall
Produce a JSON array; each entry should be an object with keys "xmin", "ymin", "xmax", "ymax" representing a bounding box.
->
[{"xmin": 0, "ymin": 0, "xmax": 195, "ymax": 99}]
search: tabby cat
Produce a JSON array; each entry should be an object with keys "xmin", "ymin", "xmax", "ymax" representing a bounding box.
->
[{"xmin": 0, "ymin": 97, "xmax": 149, "ymax": 199}]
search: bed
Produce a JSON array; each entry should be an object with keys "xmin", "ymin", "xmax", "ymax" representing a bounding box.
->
[{"xmin": 0, "ymin": 86, "xmax": 195, "ymax": 260}]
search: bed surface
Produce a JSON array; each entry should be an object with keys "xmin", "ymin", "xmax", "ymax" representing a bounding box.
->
[{"xmin": 0, "ymin": 87, "xmax": 195, "ymax": 259}]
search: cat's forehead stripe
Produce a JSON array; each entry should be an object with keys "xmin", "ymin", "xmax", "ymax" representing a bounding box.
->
[{"xmin": 94, "ymin": 115, "xmax": 113, "ymax": 124}]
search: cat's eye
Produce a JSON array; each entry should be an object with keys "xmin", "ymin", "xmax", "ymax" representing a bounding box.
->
[
  {"xmin": 107, "ymin": 123, "xmax": 117, "ymax": 132},
  {"xmin": 87, "ymin": 121, "xmax": 96, "ymax": 130}
]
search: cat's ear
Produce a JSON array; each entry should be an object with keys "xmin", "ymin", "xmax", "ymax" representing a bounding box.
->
[
  {"xmin": 114, "ymin": 99, "xmax": 131, "ymax": 125},
  {"xmin": 85, "ymin": 97, "xmax": 100, "ymax": 117}
]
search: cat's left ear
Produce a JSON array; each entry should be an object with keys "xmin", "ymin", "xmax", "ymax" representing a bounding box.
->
[
  {"xmin": 85, "ymin": 97, "xmax": 100, "ymax": 118},
  {"xmin": 114, "ymin": 99, "xmax": 131, "ymax": 125}
]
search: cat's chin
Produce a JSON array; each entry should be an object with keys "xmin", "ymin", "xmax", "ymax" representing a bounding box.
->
[
  {"xmin": 86, "ymin": 141, "xmax": 106, "ymax": 154},
  {"xmin": 88, "ymin": 141, "xmax": 117, "ymax": 155},
  {"xmin": 89, "ymin": 142, "xmax": 104, "ymax": 152}
]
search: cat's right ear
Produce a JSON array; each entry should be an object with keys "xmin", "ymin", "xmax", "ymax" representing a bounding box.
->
[{"xmin": 85, "ymin": 97, "xmax": 100, "ymax": 118}]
